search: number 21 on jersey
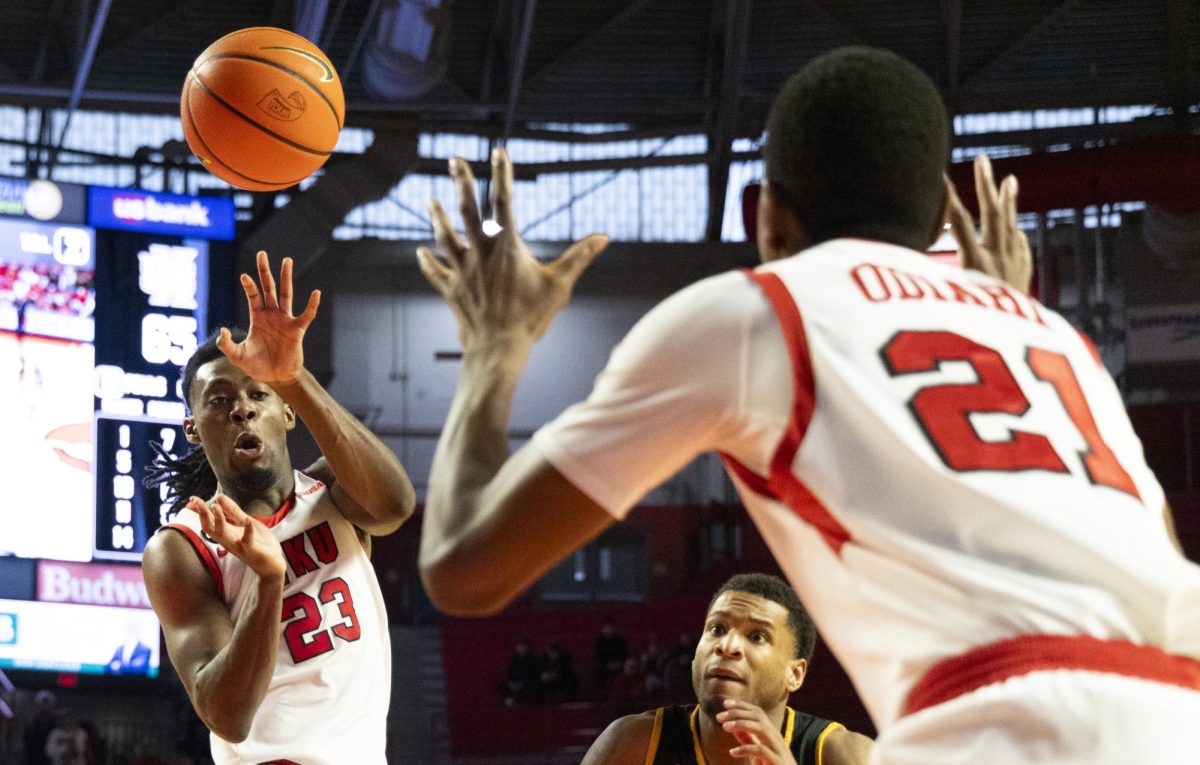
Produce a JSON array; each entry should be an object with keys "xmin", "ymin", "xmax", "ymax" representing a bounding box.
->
[{"xmin": 882, "ymin": 330, "xmax": 1139, "ymax": 498}]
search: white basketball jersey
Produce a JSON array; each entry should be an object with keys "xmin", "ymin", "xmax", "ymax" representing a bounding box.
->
[
  {"xmin": 164, "ymin": 470, "xmax": 390, "ymax": 765},
  {"xmin": 719, "ymin": 239, "xmax": 1200, "ymax": 727}
]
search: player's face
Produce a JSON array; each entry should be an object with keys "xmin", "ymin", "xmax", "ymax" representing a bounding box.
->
[
  {"xmin": 184, "ymin": 356, "xmax": 295, "ymax": 495},
  {"xmin": 692, "ymin": 591, "xmax": 806, "ymax": 720}
]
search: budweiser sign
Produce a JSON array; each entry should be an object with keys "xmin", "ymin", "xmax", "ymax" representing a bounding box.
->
[{"xmin": 37, "ymin": 560, "xmax": 152, "ymax": 610}]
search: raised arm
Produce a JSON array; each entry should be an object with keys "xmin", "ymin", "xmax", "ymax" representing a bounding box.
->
[
  {"xmin": 219, "ymin": 252, "xmax": 415, "ymax": 536},
  {"xmin": 416, "ymin": 150, "xmax": 613, "ymax": 615},
  {"xmin": 143, "ymin": 495, "xmax": 284, "ymax": 743},
  {"xmin": 946, "ymin": 154, "xmax": 1033, "ymax": 295}
]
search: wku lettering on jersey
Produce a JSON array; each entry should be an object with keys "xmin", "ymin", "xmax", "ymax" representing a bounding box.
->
[
  {"xmin": 280, "ymin": 521, "xmax": 340, "ymax": 584},
  {"xmin": 210, "ymin": 520, "xmax": 341, "ymax": 584},
  {"xmin": 850, "ymin": 262, "xmax": 1049, "ymax": 326}
]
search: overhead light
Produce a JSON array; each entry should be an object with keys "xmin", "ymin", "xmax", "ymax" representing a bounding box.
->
[{"xmin": 481, "ymin": 219, "xmax": 503, "ymax": 237}]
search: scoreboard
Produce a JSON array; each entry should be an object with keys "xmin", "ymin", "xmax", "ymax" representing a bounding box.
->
[
  {"xmin": 0, "ymin": 179, "xmax": 234, "ymax": 680},
  {"xmin": 88, "ymin": 188, "xmax": 235, "ymax": 560},
  {"xmin": 0, "ymin": 180, "xmax": 235, "ymax": 564}
]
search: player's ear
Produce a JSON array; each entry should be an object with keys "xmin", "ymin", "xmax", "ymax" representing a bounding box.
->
[
  {"xmin": 757, "ymin": 180, "xmax": 805, "ymax": 263},
  {"xmin": 183, "ymin": 416, "xmax": 201, "ymax": 445},
  {"xmin": 284, "ymin": 404, "xmax": 296, "ymax": 430},
  {"xmin": 928, "ymin": 184, "xmax": 950, "ymax": 248},
  {"xmin": 786, "ymin": 657, "xmax": 807, "ymax": 693}
]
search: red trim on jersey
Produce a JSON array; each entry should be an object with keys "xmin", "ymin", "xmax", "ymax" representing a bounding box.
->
[
  {"xmin": 256, "ymin": 491, "xmax": 297, "ymax": 528},
  {"xmin": 160, "ymin": 524, "xmax": 225, "ymax": 601},
  {"xmin": 259, "ymin": 760, "xmax": 302, "ymax": 764},
  {"xmin": 904, "ymin": 634, "xmax": 1200, "ymax": 716},
  {"xmin": 718, "ymin": 269, "xmax": 851, "ymax": 554}
]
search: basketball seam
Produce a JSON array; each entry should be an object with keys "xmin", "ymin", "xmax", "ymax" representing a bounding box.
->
[
  {"xmin": 184, "ymin": 79, "xmax": 311, "ymax": 190},
  {"xmin": 199, "ymin": 52, "xmax": 343, "ymax": 130},
  {"xmin": 189, "ymin": 73, "xmax": 333, "ymax": 157}
]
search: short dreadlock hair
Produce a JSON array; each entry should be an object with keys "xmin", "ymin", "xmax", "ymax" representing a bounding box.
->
[{"xmin": 142, "ymin": 328, "xmax": 245, "ymax": 514}]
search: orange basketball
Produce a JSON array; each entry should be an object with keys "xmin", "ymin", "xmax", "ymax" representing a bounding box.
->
[{"xmin": 181, "ymin": 27, "xmax": 344, "ymax": 192}]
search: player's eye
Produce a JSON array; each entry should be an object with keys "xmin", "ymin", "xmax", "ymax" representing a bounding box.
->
[
  {"xmin": 251, "ymin": 390, "xmax": 269, "ymax": 400},
  {"xmin": 209, "ymin": 395, "xmax": 229, "ymax": 405},
  {"xmin": 708, "ymin": 624, "xmax": 724, "ymax": 636}
]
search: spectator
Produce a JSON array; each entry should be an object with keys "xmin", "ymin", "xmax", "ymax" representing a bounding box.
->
[
  {"xmin": 660, "ymin": 632, "xmax": 696, "ymax": 701},
  {"xmin": 592, "ymin": 620, "xmax": 629, "ymax": 694},
  {"xmin": 539, "ymin": 641, "xmax": 579, "ymax": 703},
  {"xmin": 638, "ymin": 636, "xmax": 665, "ymax": 697},
  {"xmin": 498, "ymin": 637, "xmax": 544, "ymax": 705},
  {"xmin": 27, "ymin": 710, "xmax": 101, "ymax": 765}
]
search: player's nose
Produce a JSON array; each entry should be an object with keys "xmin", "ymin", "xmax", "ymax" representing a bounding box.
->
[
  {"xmin": 230, "ymin": 396, "xmax": 258, "ymax": 422},
  {"xmin": 715, "ymin": 631, "xmax": 744, "ymax": 657}
]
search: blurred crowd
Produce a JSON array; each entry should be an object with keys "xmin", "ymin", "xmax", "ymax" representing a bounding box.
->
[{"xmin": 498, "ymin": 620, "xmax": 699, "ymax": 708}]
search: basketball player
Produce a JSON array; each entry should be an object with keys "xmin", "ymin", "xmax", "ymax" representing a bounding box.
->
[
  {"xmin": 142, "ymin": 251, "xmax": 415, "ymax": 765},
  {"xmin": 583, "ymin": 574, "xmax": 872, "ymax": 765},
  {"xmin": 416, "ymin": 46, "xmax": 1200, "ymax": 763}
]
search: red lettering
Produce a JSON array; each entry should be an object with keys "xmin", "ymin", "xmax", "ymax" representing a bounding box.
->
[
  {"xmin": 887, "ymin": 268, "xmax": 925, "ymax": 299},
  {"xmin": 979, "ymin": 284, "xmax": 1029, "ymax": 319},
  {"xmin": 851, "ymin": 263, "xmax": 891, "ymax": 302},
  {"xmin": 307, "ymin": 521, "xmax": 338, "ymax": 565},
  {"xmin": 282, "ymin": 535, "xmax": 319, "ymax": 579},
  {"xmin": 946, "ymin": 280, "xmax": 987, "ymax": 307},
  {"xmin": 909, "ymin": 274, "xmax": 950, "ymax": 301}
]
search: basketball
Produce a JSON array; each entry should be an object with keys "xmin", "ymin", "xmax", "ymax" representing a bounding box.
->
[{"xmin": 181, "ymin": 27, "xmax": 344, "ymax": 192}]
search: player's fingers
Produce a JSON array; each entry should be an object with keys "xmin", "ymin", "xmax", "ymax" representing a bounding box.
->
[
  {"xmin": 946, "ymin": 181, "xmax": 990, "ymax": 273},
  {"xmin": 279, "ymin": 257, "xmax": 295, "ymax": 315},
  {"xmin": 728, "ymin": 743, "xmax": 769, "ymax": 757},
  {"xmin": 297, "ymin": 290, "xmax": 321, "ymax": 329},
  {"xmin": 449, "ymin": 158, "xmax": 487, "ymax": 247},
  {"xmin": 184, "ymin": 497, "xmax": 211, "ymax": 529},
  {"xmin": 429, "ymin": 198, "xmax": 467, "ymax": 265},
  {"xmin": 416, "ymin": 247, "xmax": 454, "ymax": 294},
  {"xmin": 240, "ymin": 272, "xmax": 263, "ymax": 311},
  {"xmin": 212, "ymin": 494, "xmax": 249, "ymax": 525},
  {"xmin": 256, "ymin": 251, "xmax": 279, "ymax": 309},
  {"xmin": 490, "ymin": 147, "xmax": 516, "ymax": 230},
  {"xmin": 975, "ymin": 154, "xmax": 1002, "ymax": 247},
  {"xmin": 549, "ymin": 233, "xmax": 608, "ymax": 283},
  {"xmin": 215, "ymin": 327, "xmax": 241, "ymax": 363}
]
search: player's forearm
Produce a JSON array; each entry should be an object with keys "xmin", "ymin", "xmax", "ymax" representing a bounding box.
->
[
  {"xmin": 272, "ymin": 368, "xmax": 415, "ymax": 524},
  {"xmin": 192, "ymin": 574, "xmax": 283, "ymax": 742},
  {"xmin": 420, "ymin": 335, "xmax": 531, "ymax": 598}
]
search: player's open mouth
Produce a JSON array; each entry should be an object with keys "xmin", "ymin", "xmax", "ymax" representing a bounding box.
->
[
  {"xmin": 233, "ymin": 433, "xmax": 264, "ymax": 459},
  {"xmin": 705, "ymin": 668, "xmax": 745, "ymax": 683}
]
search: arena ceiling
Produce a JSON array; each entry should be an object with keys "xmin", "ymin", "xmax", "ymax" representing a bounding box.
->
[{"xmin": 0, "ymin": 0, "xmax": 1193, "ymax": 145}]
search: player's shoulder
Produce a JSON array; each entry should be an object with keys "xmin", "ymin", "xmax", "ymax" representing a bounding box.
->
[
  {"xmin": 813, "ymin": 721, "xmax": 874, "ymax": 765},
  {"xmin": 142, "ymin": 522, "xmax": 224, "ymax": 619},
  {"xmin": 631, "ymin": 268, "xmax": 772, "ymax": 342},
  {"xmin": 581, "ymin": 709, "xmax": 660, "ymax": 765}
]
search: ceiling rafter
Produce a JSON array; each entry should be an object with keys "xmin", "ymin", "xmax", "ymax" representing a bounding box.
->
[
  {"xmin": 522, "ymin": 0, "xmax": 659, "ymax": 93},
  {"xmin": 960, "ymin": 0, "xmax": 1084, "ymax": 91},
  {"xmin": 705, "ymin": 0, "xmax": 752, "ymax": 242}
]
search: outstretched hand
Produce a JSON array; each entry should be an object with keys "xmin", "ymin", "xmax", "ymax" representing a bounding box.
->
[
  {"xmin": 185, "ymin": 494, "xmax": 285, "ymax": 581},
  {"xmin": 946, "ymin": 154, "xmax": 1033, "ymax": 296},
  {"xmin": 717, "ymin": 699, "xmax": 799, "ymax": 765},
  {"xmin": 218, "ymin": 250, "xmax": 320, "ymax": 385},
  {"xmin": 416, "ymin": 148, "xmax": 608, "ymax": 350}
]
